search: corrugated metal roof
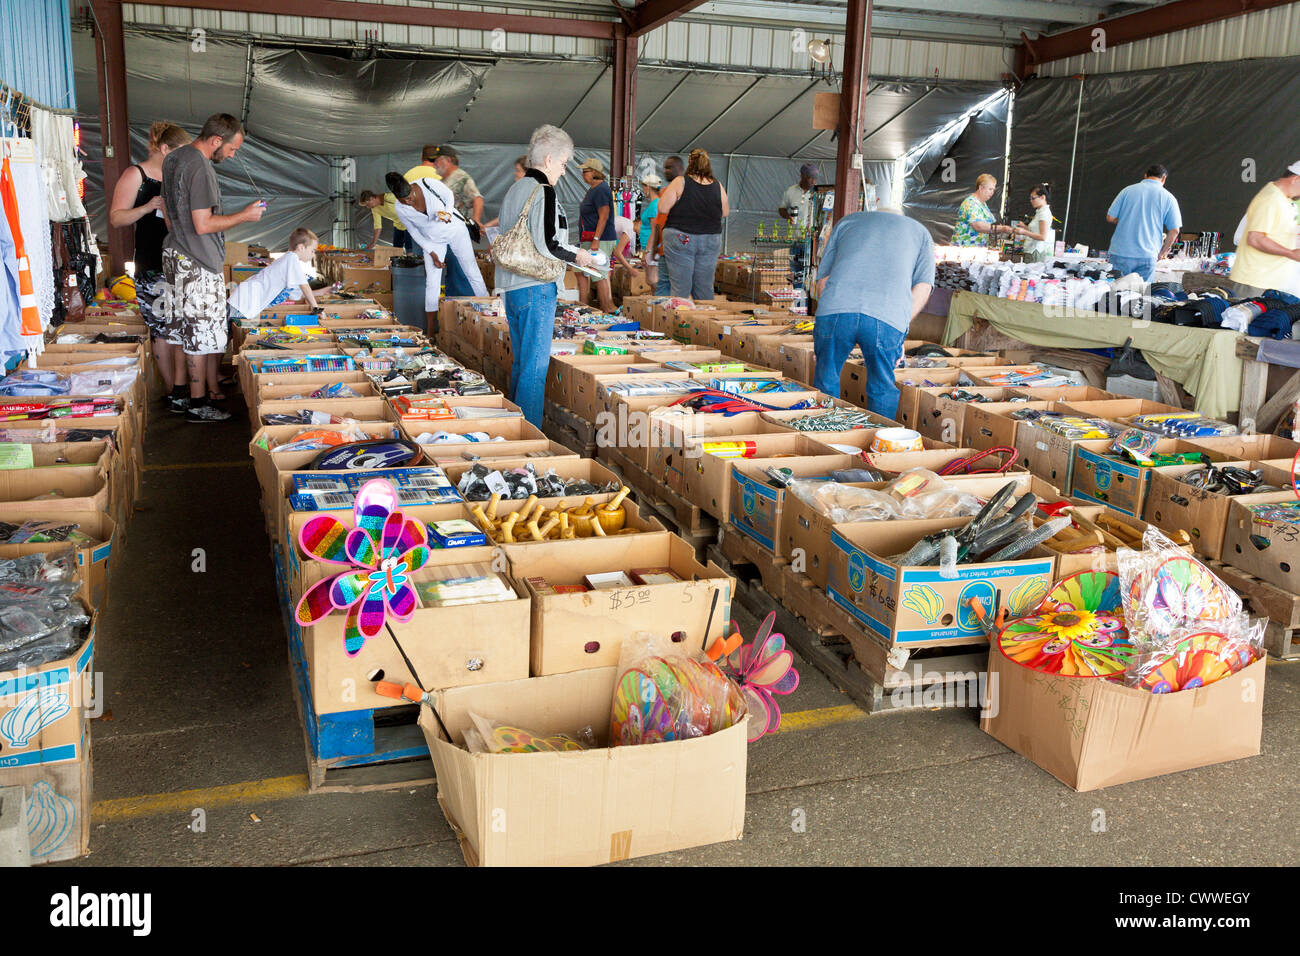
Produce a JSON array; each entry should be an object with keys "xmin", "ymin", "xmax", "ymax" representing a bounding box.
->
[{"xmin": 1039, "ymin": 3, "xmax": 1300, "ymax": 76}]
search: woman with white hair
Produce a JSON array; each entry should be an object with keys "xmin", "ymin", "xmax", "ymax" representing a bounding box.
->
[{"xmin": 494, "ymin": 124, "xmax": 598, "ymax": 424}]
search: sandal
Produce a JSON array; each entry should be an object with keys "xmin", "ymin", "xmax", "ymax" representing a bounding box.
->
[{"xmin": 208, "ymin": 391, "xmax": 228, "ymax": 403}]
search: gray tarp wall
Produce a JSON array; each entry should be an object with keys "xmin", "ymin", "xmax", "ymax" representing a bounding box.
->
[
  {"xmin": 72, "ymin": 31, "xmax": 1002, "ymax": 256},
  {"xmin": 1008, "ymin": 55, "xmax": 1300, "ymax": 253}
]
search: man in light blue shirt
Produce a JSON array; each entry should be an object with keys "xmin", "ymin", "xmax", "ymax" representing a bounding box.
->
[
  {"xmin": 813, "ymin": 209, "xmax": 934, "ymax": 419},
  {"xmin": 1105, "ymin": 164, "xmax": 1181, "ymax": 280}
]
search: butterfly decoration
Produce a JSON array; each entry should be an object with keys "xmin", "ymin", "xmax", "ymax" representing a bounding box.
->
[
  {"xmin": 713, "ymin": 611, "xmax": 799, "ymax": 742},
  {"xmin": 294, "ymin": 478, "xmax": 431, "ymax": 657}
]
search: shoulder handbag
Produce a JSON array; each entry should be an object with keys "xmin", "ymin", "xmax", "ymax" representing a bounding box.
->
[
  {"xmin": 491, "ymin": 184, "xmax": 565, "ymax": 283},
  {"xmin": 421, "ymin": 179, "xmax": 481, "ymax": 243}
]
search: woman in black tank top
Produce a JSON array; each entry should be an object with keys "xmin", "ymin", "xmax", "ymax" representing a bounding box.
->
[
  {"xmin": 658, "ymin": 148, "xmax": 730, "ymax": 300},
  {"xmin": 108, "ymin": 121, "xmax": 191, "ymax": 387}
]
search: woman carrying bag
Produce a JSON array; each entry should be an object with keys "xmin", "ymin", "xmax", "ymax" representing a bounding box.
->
[{"xmin": 492, "ymin": 125, "xmax": 597, "ymax": 425}]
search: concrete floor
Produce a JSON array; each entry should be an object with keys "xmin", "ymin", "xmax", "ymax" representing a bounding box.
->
[{"xmin": 63, "ymin": 393, "xmax": 1300, "ymax": 866}]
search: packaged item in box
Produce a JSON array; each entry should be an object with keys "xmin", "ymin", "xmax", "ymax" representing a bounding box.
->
[
  {"xmin": 429, "ymin": 519, "xmax": 488, "ymax": 548},
  {"xmin": 414, "ymin": 564, "xmax": 516, "ymax": 607},
  {"xmin": 584, "ymin": 571, "xmax": 634, "ymax": 590},
  {"xmin": 629, "ymin": 567, "xmax": 682, "ymax": 585},
  {"xmin": 463, "ymin": 710, "xmax": 596, "ymax": 754}
]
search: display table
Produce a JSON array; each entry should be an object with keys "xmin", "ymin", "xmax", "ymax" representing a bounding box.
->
[
  {"xmin": 942, "ymin": 291, "xmax": 1243, "ymax": 419},
  {"xmin": 1237, "ymin": 337, "xmax": 1300, "ymax": 434}
]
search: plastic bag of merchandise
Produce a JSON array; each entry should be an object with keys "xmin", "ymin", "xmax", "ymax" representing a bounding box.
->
[
  {"xmin": 462, "ymin": 709, "xmax": 596, "ymax": 754},
  {"xmin": 1116, "ymin": 525, "xmax": 1242, "ymax": 646},
  {"xmin": 1124, "ymin": 615, "xmax": 1265, "ymax": 694},
  {"xmin": 887, "ymin": 468, "xmax": 983, "ymax": 521},
  {"xmin": 609, "ymin": 631, "xmax": 746, "ymax": 747},
  {"xmin": 0, "ymin": 552, "xmax": 75, "ymax": 583},
  {"xmin": 786, "ymin": 478, "xmax": 901, "ymax": 522}
]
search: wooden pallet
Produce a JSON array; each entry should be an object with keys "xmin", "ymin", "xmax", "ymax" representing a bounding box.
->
[
  {"xmin": 716, "ymin": 525, "xmax": 786, "ymax": 602},
  {"xmin": 541, "ymin": 400, "xmax": 598, "ymax": 458},
  {"xmin": 1208, "ymin": 559, "xmax": 1300, "ymax": 660},
  {"xmin": 272, "ymin": 544, "xmax": 437, "ymax": 793},
  {"xmin": 602, "ymin": 447, "xmax": 720, "ymax": 558},
  {"xmin": 707, "ymin": 538, "xmax": 987, "ymax": 712}
]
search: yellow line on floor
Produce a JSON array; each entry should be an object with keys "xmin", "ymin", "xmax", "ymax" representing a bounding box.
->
[
  {"xmin": 142, "ymin": 461, "xmax": 250, "ymax": 471},
  {"xmin": 88, "ymin": 705, "xmax": 865, "ymax": 821},
  {"xmin": 91, "ymin": 775, "xmax": 308, "ymax": 823}
]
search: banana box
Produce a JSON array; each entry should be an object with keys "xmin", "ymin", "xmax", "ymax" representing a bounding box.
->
[
  {"xmin": 826, "ymin": 517, "xmax": 1056, "ymax": 649},
  {"xmin": 0, "ymin": 609, "xmax": 95, "ymax": 769}
]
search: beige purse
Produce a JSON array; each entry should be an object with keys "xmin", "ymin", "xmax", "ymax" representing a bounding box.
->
[{"xmin": 491, "ymin": 184, "xmax": 565, "ymax": 283}]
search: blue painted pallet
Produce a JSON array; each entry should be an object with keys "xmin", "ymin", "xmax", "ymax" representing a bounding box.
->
[{"xmin": 271, "ymin": 543, "xmax": 435, "ymax": 792}]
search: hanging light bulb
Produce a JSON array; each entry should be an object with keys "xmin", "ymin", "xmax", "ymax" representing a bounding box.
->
[{"xmin": 807, "ymin": 38, "xmax": 831, "ymax": 64}]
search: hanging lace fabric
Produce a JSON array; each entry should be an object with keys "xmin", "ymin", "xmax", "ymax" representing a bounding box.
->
[{"xmin": 29, "ymin": 107, "xmax": 85, "ymax": 221}]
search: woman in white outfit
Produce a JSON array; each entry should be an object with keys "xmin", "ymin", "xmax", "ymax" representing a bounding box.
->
[{"xmin": 386, "ymin": 171, "xmax": 487, "ymax": 328}]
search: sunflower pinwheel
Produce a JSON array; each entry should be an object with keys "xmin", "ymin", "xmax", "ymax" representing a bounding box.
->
[{"xmin": 294, "ymin": 479, "xmax": 431, "ymax": 656}]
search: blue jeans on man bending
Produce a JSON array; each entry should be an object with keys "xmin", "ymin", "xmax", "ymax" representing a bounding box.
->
[
  {"xmin": 443, "ymin": 247, "xmax": 478, "ymax": 297},
  {"xmin": 504, "ymin": 281, "xmax": 558, "ymax": 426},
  {"xmin": 1109, "ymin": 254, "xmax": 1156, "ymax": 281},
  {"xmin": 813, "ymin": 312, "xmax": 907, "ymax": 420}
]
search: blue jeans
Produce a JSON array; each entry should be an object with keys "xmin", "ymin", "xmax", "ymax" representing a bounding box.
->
[
  {"xmin": 443, "ymin": 248, "xmax": 477, "ymax": 296},
  {"xmin": 663, "ymin": 228, "xmax": 721, "ymax": 300},
  {"xmin": 398, "ymin": 226, "xmax": 417, "ymax": 255},
  {"xmin": 1109, "ymin": 254, "xmax": 1155, "ymax": 281},
  {"xmin": 656, "ymin": 257, "xmax": 672, "ymax": 295},
  {"xmin": 814, "ymin": 312, "xmax": 907, "ymax": 420},
  {"xmin": 505, "ymin": 282, "xmax": 558, "ymax": 426}
]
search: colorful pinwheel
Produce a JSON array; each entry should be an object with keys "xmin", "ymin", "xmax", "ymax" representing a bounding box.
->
[
  {"xmin": 718, "ymin": 611, "xmax": 799, "ymax": 741},
  {"xmin": 294, "ymin": 479, "xmax": 431, "ymax": 656}
]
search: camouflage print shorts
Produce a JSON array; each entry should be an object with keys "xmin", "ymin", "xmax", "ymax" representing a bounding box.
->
[{"xmin": 160, "ymin": 248, "xmax": 228, "ymax": 355}]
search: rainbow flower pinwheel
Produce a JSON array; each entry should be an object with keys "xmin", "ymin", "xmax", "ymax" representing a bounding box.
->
[{"xmin": 294, "ymin": 479, "xmax": 431, "ymax": 656}]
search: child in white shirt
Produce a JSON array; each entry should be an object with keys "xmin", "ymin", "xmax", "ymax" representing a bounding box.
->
[{"xmin": 228, "ymin": 228, "xmax": 321, "ymax": 320}]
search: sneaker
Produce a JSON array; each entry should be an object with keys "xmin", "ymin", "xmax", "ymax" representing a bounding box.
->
[
  {"xmin": 167, "ymin": 396, "xmax": 191, "ymax": 414},
  {"xmin": 186, "ymin": 404, "xmax": 231, "ymax": 423}
]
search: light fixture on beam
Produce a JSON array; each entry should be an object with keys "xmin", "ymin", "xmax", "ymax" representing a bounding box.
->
[{"xmin": 807, "ymin": 38, "xmax": 835, "ymax": 83}]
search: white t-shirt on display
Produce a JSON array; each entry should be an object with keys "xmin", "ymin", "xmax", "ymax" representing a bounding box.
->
[{"xmin": 229, "ymin": 252, "xmax": 309, "ymax": 319}]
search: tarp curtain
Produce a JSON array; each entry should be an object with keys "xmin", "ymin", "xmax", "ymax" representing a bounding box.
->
[
  {"xmin": 903, "ymin": 92, "xmax": 1010, "ymax": 243},
  {"xmin": 1009, "ymin": 56, "xmax": 1300, "ymax": 252}
]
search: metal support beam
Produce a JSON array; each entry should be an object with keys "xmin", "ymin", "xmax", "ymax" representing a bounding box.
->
[
  {"xmin": 90, "ymin": 0, "xmax": 131, "ymax": 272},
  {"xmin": 678, "ymin": 75, "xmax": 765, "ymax": 154},
  {"xmin": 630, "ymin": 0, "xmax": 711, "ymax": 37},
  {"xmin": 1022, "ymin": 0, "xmax": 1296, "ymax": 70},
  {"xmin": 832, "ymin": 0, "xmax": 871, "ymax": 221},
  {"xmin": 610, "ymin": 26, "xmax": 638, "ymax": 179},
  {"xmin": 149, "ymin": 0, "xmax": 618, "ymax": 39}
]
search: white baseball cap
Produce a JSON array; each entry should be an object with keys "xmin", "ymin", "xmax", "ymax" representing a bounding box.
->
[{"xmin": 1289, "ymin": 160, "xmax": 1300, "ymax": 176}]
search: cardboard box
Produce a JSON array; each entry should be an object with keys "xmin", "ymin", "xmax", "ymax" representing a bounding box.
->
[
  {"xmin": 728, "ymin": 455, "xmax": 858, "ymax": 553},
  {"xmin": 963, "ymin": 401, "xmax": 1054, "ymax": 452},
  {"xmin": 1184, "ymin": 433, "xmax": 1300, "ymax": 463},
  {"xmin": 981, "ymin": 651, "xmax": 1265, "ymax": 792},
  {"xmin": 784, "ymin": 473, "xmax": 1039, "ymax": 590},
  {"xmin": 0, "ymin": 734, "xmax": 92, "ymax": 862},
  {"xmin": 339, "ymin": 265, "xmax": 392, "ymax": 294},
  {"xmin": 647, "ymin": 410, "xmax": 789, "ymax": 491},
  {"xmin": 1044, "ymin": 503, "xmax": 1175, "ymax": 578},
  {"xmin": 826, "ymin": 517, "xmax": 1056, "ymax": 648},
  {"xmin": 1006, "ymin": 385, "xmax": 1113, "ymax": 404},
  {"xmin": 256, "ymin": 396, "xmax": 398, "ymax": 427},
  {"xmin": 0, "ymin": 466, "xmax": 109, "ymax": 517},
  {"xmin": 0, "ymin": 611, "xmax": 93, "ymax": 772},
  {"xmin": 1144, "ymin": 461, "xmax": 1294, "ymax": 560},
  {"xmin": 504, "ymin": 532, "xmax": 731, "ymax": 676},
  {"xmin": 1222, "ymin": 497, "xmax": 1300, "ymax": 593},
  {"xmin": 421, "ymin": 667, "xmax": 747, "ymax": 866},
  {"xmin": 290, "ymin": 543, "xmax": 531, "ymax": 716},
  {"xmin": 1068, "ymin": 438, "xmax": 1220, "ymax": 516},
  {"xmin": 1012, "ymin": 414, "xmax": 1107, "ymax": 487},
  {"xmin": 914, "ymin": 387, "xmax": 1013, "ymax": 444},
  {"xmin": 680, "ymin": 433, "xmax": 833, "ymax": 520},
  {"xmin": 893, "ymin": 368, "xmax": 971, "ymax": 427}
]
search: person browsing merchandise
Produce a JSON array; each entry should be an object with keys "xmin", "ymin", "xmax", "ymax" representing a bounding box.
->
[
  {"xmin": 649, "ymin": 156, "xmax": 684, "ymax": 296},
  {"xmin": 1228, "ymin": 162, "xmax": 1300, "ymax": 297},
  {"xmin": 658, "ymin": 148, "xmax": 729, "ymax": 300},
  {"xmin": 395, "ymin": 146, "xmax": 444, "ymax": 254},
  {"xmin": 357, "ymin": 189, "xmax": 405, "ymax": 249},
  {"xmin": 952, "ymin": 174, "xmax": 1011, "ymax": 247},
  {"xmin": 780, "ymin": 163, "xmax": 818, "ymax": 288},
  {"xmin": 107, "ymin": 120, "xmax": 191, "ymax": 398},
  {"xmin": 431, "ymin": 146, "xmax": 486, "ymax": 297},
  {"xmin": 160, "ymin": 112, "xmax": 264, "ymax": 422},
  {"xmin": 228, "ymin": 228, "xmax": 320, "ymax": 321},
  {"xmin": 495, "ymin": 125, "xmax": 597, "ymax": 425},
  {"xmin": 387, "ymin": 170, "xmax": 487, "ymax": 330},
  {"xmin": 577, "ymin": 157, "xmax": 617, "ymax": 313},
  {"xmin": 1012, "ymin": 183, "xmax": 1056, "ymax": 263},
  {"xmin": 637, "ymin": 174, "xmax": 663, "ymax": 288},
  {"xmin": 813, "ymin": 209, "xmax": 934, "ymax": 419},
  {"xmin": 1105, "ymin": 164, "xmax": 1182, "ymax": 280}
]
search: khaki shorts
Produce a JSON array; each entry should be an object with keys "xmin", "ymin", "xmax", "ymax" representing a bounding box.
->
[{"xmin": 160, "ymin": 248, "xmax": 229, "ymax": 355}]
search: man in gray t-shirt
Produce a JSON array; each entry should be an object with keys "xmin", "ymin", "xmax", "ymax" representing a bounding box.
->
[
  {"xmin": 812, "ymin": 209, "xmax": 934, "ymax": 419},
  {"xmin": 159, "ymin": 113, "xmax": 263, "ymax": 422}
]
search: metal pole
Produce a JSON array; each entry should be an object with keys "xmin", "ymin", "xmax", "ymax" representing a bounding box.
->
[
  {"xmin": 1061, "ymin": 74, "xmax": 1084, "ymax": 245},
  {"xmin": 832, "ymin": 0, "xmax": 871, "ymax": 221},
  {"xmin": 90, "ymin": 0, "xmax": 131, "ymax": 271}
]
